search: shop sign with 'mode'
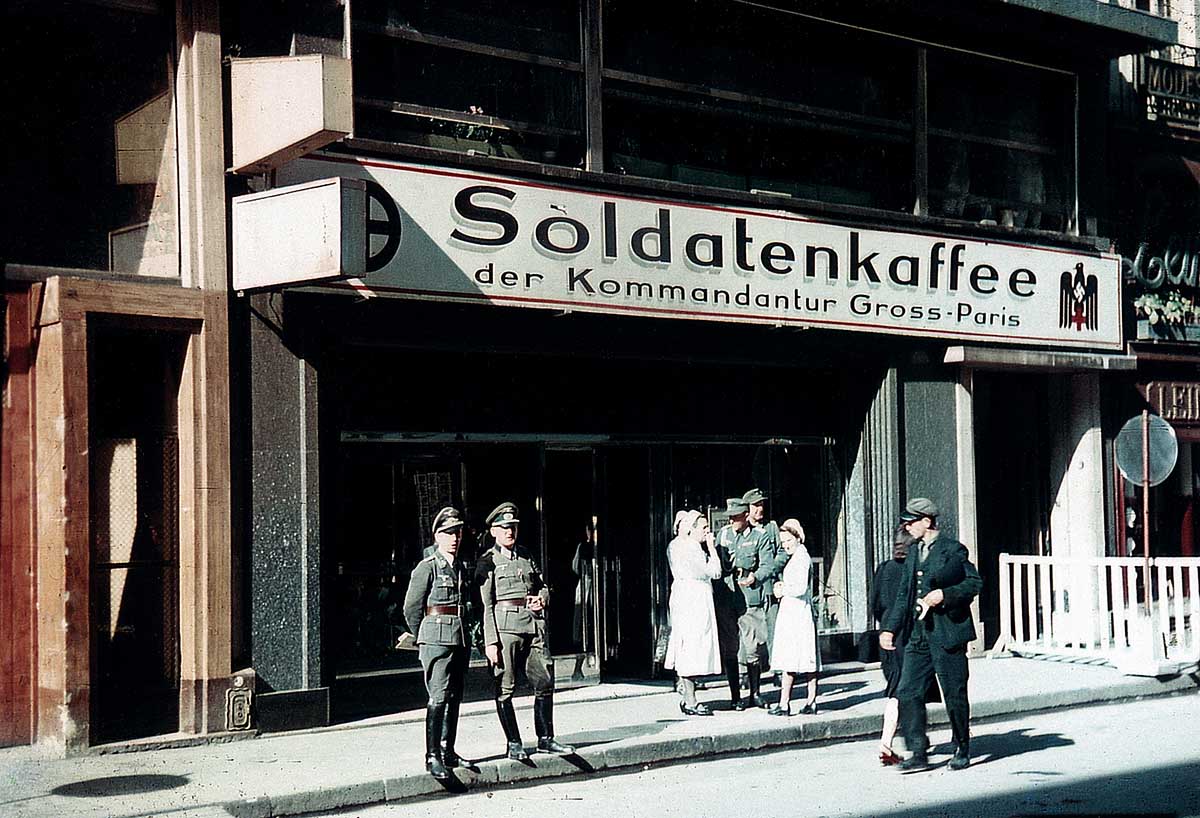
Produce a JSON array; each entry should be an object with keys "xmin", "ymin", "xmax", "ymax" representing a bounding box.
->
[{"xmin": 278, "ymin": 155, "xmax": 1122, "ymax": 349}]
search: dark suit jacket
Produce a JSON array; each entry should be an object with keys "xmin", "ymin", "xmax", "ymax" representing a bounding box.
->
[{"xmin": 881, "ymin": 534, "xmax": 981, "ymax": 650}]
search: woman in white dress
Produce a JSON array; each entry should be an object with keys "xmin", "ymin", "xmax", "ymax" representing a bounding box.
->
[
  {"xmin": 664, "ymin": 509, "xmax": 723, "ymax": 716},
  {"xmin": 768, "ymin": 518, "xmax": 821, "ymax": 716}
]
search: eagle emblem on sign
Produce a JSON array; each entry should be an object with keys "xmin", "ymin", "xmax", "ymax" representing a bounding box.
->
[{"xmin": 1059, "ymin": 262, "xmax": 1098, "ymax": 331}]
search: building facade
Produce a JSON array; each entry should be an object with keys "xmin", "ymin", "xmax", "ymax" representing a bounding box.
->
[
  {"xmin": 2, "ymin": 0, "xmax": 1184, "ymax": 750},
  {"xmin": 228, "ymin": 1, "xmax": 1175, "ymax": 727}
]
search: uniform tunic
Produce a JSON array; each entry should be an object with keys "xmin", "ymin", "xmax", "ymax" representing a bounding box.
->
[
  {"xmin": 726, "ymin": 523, "xmax": 785, "ymax": 664},
  {"xmin": 476, "ymin": 544, "xmax": 553, "ymax": 702},
  {"xmin": 403, "ymin": 549, "xmax": 469, "ymax": 705},
  {"xmin": 664, "ymin": 534, "xmax": 723, "ymax": 677}
]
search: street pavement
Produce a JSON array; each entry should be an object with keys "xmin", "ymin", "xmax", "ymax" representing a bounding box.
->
[
  {"xmin": 337, "ymin": 694, "xmax": 1200, "ymax": 818},
  {"xmin": 0, "ymin": 656, "xmax": 1196, "ymax": 818}
]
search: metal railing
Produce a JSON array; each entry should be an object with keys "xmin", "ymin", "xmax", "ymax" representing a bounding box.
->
[{"xmin": 992, "ymin": 553, "xmax": 1200, "ymax": 673}]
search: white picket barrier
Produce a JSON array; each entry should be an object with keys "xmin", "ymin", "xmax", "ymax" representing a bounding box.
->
[{"xmin": 992, "ymin": 553, "xmax": 1200, "ymax": 674}]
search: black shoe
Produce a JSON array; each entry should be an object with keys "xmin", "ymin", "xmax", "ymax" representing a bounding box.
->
[
  {"xmin": 800, "ymin": 701, "xmax": 818, "ymax": 715},
  {"xmin": 426, "ymin": 752, "xmax": 450, "ymax": 780},
  {"xmin": 679, "ymin": 701, "xmax": 713, "ymax": 717},
  {"xmin": 948, "ymin": 747, "xmax": 970, "ymax": 770},
  {"xmin": 506, "ymin": 740, "xmax": 530, "ymax": 761},
  {"xmin": 767, "ymin": 704, "xmax": 790, "ymax": 716},
  {"xmin": 731, "ymin": 698, "xmax": 747, "ymax": 711},
  {"xmin": 747, "ymin": 695, "xmax": 768, "ymax": 709},
  {"xmin": 897, "ymin": 753, "xmax": 930, "ymax": 771},
  {"xmin": 537, "ymin": 736, "xmax": 576, "ymax": 754}
]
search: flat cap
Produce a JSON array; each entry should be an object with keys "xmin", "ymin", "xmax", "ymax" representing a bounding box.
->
[
  {"xmin": 486, "ymin": 502, "xmax": 520, "ymax": 528},
  {"xmin": 432, "ymin": 506, "xmax": 465, "ymax": 534},
  {"xmin": 725, "ymin": 497, "xmax": 750, "ymax": 515},
  {"xmin": 899, "ymin": 497, "xmax": 940, "ymax": 522},
  {"xmin": 742, "ymin": 488, "xmax": 766, "ymax": 505}
]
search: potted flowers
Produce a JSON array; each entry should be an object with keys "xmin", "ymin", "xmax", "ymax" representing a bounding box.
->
[{"xmin": 1134, "ymin": 289, "xmax": 1200, "ymax": 341}]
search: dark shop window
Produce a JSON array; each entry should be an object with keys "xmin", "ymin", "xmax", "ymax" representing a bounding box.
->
[
  {"xmin": 601, "ymin": 0, "xmax": 915, "ymax": 208},
  {"xmin": 927, "ymin": 50, "xmax": 1075, "ymax": 231},
  {"xmin": 351, "ymin": 0, "xmax": 585, "ymax": 166}
]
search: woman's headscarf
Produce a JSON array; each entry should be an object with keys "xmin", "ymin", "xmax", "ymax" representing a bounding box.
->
[
  {"xmin": 673, "ymin": 509, "xmax": 702, "ymax": 537},
  {"xmin": 780, "ymin": 518, "xmax": 805, "ymax": 544}
]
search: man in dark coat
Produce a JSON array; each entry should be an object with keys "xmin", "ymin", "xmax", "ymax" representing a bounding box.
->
[{"xmin": 880, "ymin": 497, "xmax": 982, "ymax": 771}]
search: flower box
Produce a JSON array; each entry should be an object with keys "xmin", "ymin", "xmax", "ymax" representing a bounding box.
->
[{"xmin": 1135, "ymin": 317, "xmax": 1200, "ymax": 343}]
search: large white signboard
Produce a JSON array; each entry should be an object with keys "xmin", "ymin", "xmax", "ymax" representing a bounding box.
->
[{"xmin": 278, "ymin": 154, "xmax": 1122, "ymax": 350}]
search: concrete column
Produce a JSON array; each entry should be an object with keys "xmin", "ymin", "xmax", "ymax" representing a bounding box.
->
[
  {"xmin": 902, "ymin": 373, "xmax": 960, "ymax": 538},
  {"xmin": 1048, "ymin": 373, "xmax": 1106, "ymax": 647},
  {"xmin": 954, "ymin": 369, "xmax": 983, "ymax": 652},
  {"xmin": 248, "ymin": 295, "xmax": 327, "ymax": 730}
]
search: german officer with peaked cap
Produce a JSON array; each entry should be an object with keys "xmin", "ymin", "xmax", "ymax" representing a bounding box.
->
[
  {"xmin": 742, "ymin": 488, "xmax": 786, "ymax": 655},
  {"xmin": 475, "ymin": 502, "xmax": 574, "ymax": 759},
  {"xmin": 403, "ymin": 506, "xmax": 471, "ymax": 780},
  {"xmin": 880, "ymin": 497, "xmax": 981, "ymax": 771},
  {"xmin": 726, "ymin": 489, "xmax": 785, "ymax": 707}
]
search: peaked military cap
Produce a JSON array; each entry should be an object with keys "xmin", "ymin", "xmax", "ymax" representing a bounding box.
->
[
  {"xmin": 899, "ymin": 497, "xmax": 940, "ymax": 522},
  {"xmin": 486, "ymin": 502, "xmax": 520, "ymax": 528},
  {"xmin": 742, "ymin": 488, "xmax": 766, "ymax": 505},
  {"xmin": 432, "ymin": 506, "xmax": 465, "ymax": 534},
  {"xmin": 725, "ymin": 497, "xmax": 750, "ymax": 515}
]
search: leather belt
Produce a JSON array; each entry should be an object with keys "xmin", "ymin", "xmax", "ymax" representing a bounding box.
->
[
  {"xmin": 425, "ymin": 604, "xmax": 461, "ymax": 616},
  {"xmin": 495, "ymin": 598, "xmax": 526, "ymax": 608}
]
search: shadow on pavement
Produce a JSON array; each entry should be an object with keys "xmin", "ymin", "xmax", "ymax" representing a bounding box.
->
[
  {"xmin": 50, "ymin": 774, "xmax": 190, "ymax": 798},
  {"xmin": 966, "ymin": 727, "xmax": 1075, "ymax": 765}
]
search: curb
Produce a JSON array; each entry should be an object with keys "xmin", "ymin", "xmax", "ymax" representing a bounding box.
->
[{"xmin": 219, "ymin": 675, "xmax": 1198, "ymax": 818}]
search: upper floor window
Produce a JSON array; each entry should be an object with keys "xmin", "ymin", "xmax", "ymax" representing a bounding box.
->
[
  {"xmin": 351, "ymin": 0, "xmax": 585, "ymax": 166},
  {"xmin": 6, "ymin": 2, "xmax": 179, "ymax": 277}
]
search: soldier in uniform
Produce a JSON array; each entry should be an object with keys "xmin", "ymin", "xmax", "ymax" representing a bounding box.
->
[
  {"xmin": 712, "ymin": 498, "xmax": 750, "ymax": 709},
  {"xmin": 743, "ymin": 488, "xmax": 786, "ymax": 660},
  {"xmin": 403, "ymin": 506, "xmax": 471, "ymax": 780},
  {"xmin": 880, "ymin": 498, "xmax": 982, "ymax": 772},
  {"xmin": 476, "ymin": 502, "xmax": 574, "ymax": 760},
  {"xmin": 727, "ymin": 491, "xmax": 786, "ymax": 708}
]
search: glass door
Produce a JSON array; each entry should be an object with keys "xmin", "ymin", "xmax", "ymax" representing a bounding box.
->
[{"xmin": 542, "ymin": 448, "xmax": 601, "ymax": 686}]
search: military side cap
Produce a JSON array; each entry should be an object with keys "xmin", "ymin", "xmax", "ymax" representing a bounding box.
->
[
  {"xmin": 486, "ymin": 502, "xmax": 520, "ymax": 528},
  {"xmin": 725, "ymin": 497, "xmax": 750, "ymax": 515},
  {"xmin": 899, "ymin": 497, "xmax": 940, "ymax": 522},
  {"xmin": 432, "ymin": 506, "xmax": 464, "ymax": 534},
  {"xmin": 742, "ymin": 488, "xmax": 766, "ymax": 505}
]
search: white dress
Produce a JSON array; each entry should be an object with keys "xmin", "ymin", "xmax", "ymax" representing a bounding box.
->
[
  {"xmin": 664, "ymin": 535, "xmax": 723, "ymax": 677},
  {"xmin": 770, "ymin": 546, "xmax": 821, "ymax": 674}
]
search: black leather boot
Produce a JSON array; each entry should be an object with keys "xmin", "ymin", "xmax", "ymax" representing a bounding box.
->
[
  {"xmin": 425, "ymin": 704, "xmax": 449, "ymax": 780},
  {"xmin": 534, "ymin": 695, "xmax": 575, "ymax": 754},
  {"xmin": 496, "ymin": 700, "xmax": 529, "ymax": 761},
  {"xmin": 728, "ymin": 664, "xmax": 745, "ymax": 710},
  {"xmin": 746, "ymin": 664, "xmax": 767, "ymax": 709},
  {"xmin": 441, "ymin": 700, "xmax": 461, "ymax": 767},
  {"xmin": 948, "ymin": 742, "xmax": 970, "ymax": 771}
]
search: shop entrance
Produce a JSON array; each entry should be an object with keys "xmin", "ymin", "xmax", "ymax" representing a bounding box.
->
[
  {"xmin": 331, "ymin": 434, "xmax": 835, "ymax": 708},
  {"xmin": 88, "ymin": 325, "xmax": 184, "ymax": 743}
]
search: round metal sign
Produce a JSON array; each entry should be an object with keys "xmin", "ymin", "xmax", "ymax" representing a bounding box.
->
[{"xmin": 1115, "ymin": 414, "xmax": 1178, "ymax": 487}]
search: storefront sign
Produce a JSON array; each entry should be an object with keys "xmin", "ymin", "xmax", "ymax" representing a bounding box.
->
[
  {"xmin": 1124, "ymin": 236, "xmax": 1200, "ymax": 291},
  {"xmin": 278, "ymin": 155, "xmax": 1122, "ymax": 349},
  {"xmin": 1138, "ymin": 55, "xmax": 1200, "ymax": 130},
  {"xmin": 1143, "ymin": 381, "xmax": 1200, "ymax": 425}
]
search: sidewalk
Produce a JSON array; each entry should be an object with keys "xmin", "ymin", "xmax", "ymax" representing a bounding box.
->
[{"xmin": 1, "ymin": 657, "xmax": 1196, "ymax": 818}]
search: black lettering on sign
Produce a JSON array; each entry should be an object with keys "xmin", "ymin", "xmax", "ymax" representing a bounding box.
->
[{"xmin": 364, "ymin": 180, "xmax": 403, "ymax": 273}]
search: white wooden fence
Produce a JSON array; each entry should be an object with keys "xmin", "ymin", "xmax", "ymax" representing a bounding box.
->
[{"xmin": 992, "ymin": 554, "xmax": 1200, "ymax": 674}]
